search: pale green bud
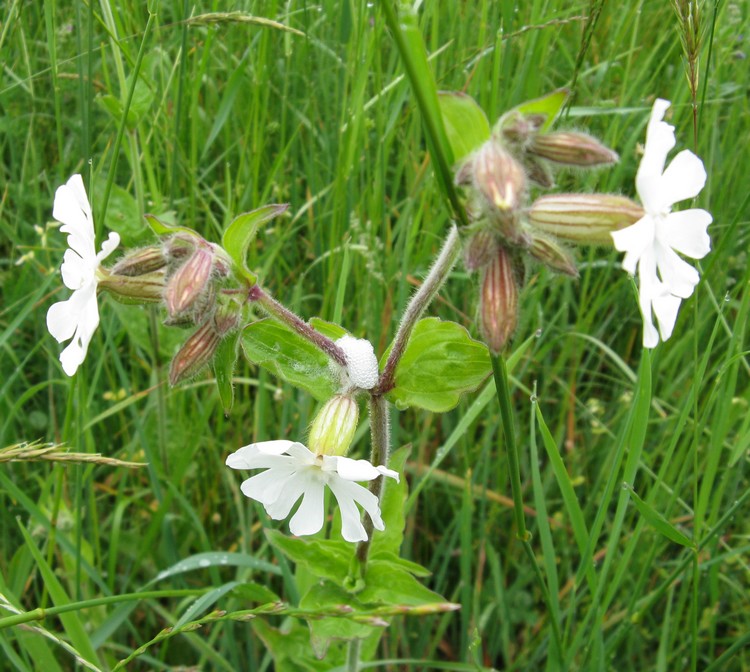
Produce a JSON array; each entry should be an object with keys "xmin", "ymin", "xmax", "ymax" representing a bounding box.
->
[
  {"xmin": 528, "ymin": 233, "xmax": 579, "ymax": 278},
  {"xmin": 527, "ymin": 194, "xmax": 644, "ymax": 246},
  {"xmin": 97, "ymin": 268, "xmax": 166, "ymax": 304},
  {"xmin": 308, "ymin": 395, "xmax": 359, "ymax": 457},
  {"xmin": 165, "ymin": 246, "xmax": 214, "ymax": 317},
  {"xmin": 110, "ymin": 245, "xmax": 167, "ymax": 276}
]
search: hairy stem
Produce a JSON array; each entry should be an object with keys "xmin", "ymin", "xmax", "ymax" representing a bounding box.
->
[
  {"xmin": 249, "ymin": 285, "xmax": 347, "ymax": 366},
  {"xmin": 378, "ymin": 226, "xmax": 461, "ymax": 394}
]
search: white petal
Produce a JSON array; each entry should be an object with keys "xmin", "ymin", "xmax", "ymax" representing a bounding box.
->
[
  {"xmin": 60, "ymin": 248, "xmax": 89, "ymax": 290},
  {"xmin": 658, "ymin": 209, "xmax": 712, "ymax": 260},
  {"xmin": 635, "ymin": 100, "xmax": 675, "ymax": 211},
  {"xmin": 659, "ymin": 150, "xmax": 707, "ymax": 206},
  {"xmin": 53, "ymin": 175, "xmax": 95, "ymax": 260},
  {"xmin": 327, "ymin": 455, "xmax": 386, "ymax": 482},
  {"xmin": 655, "ymin": 244, "xmax": 700, "ymax": 298},
  {"xmin": 652, "ymin": 293, "xmax": 682, "ymax": 343},
  {"xmin": 59, "ymin": 338, "xmax": 87, "ymax": 376},
  {"xmin": 47, "ymin": 297, "xmax": 79, "ymax": 343},
  {"xmin": 638, "ymin": 292, "xmax": 660, "ymax": 349},
  {"xmin": 240, "ymin": 468, "xmax": 296, "ymax": 506},
  {"xmin": 284, "ymin": 442, "xmax": 317, "ymax": 465},
  {"xmin": 264, "ymin": 470, "xmax": 317, "ymax": 521},
  {"xmin": 288, "ymin": 480, "xmax": 326, "ymax": 536},
  {"xmin": 97, "ymin": 231, "xmax": 121, "ymax": 262},
  {"xmin": 611, "ymin": 216, "xmax": 655, "ymax": 275},
  {"xmin": 226, "ymin": 440, "xmax": 295, "ymax": 469},
  {"xmin": 326, "ymin": 477, "xmax": 370, "ymax": 542}
]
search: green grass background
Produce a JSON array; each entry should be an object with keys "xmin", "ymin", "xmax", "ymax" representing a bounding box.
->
[{"xmin": 1, "ymin": 0, "xmax": 749, "ymax": 669}]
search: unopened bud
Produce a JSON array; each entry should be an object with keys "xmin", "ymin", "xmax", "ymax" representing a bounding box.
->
[
  {"xmin": 463, "ymin": 230, "xmax": 497, "ymax": 272},
  {"xmin": 528, "ymin": 234, "xmax": 579, "ymax": 278},
  {"xmin": 473, "ymin": 139, "xmax": 526, "ymax": 215},
  {"xmin": 165, "ymin": 246, "xmax": 214, "ymax": 317},
  {"xmin": 528, "ymin": 194, "xmax": 644, "ymax": 246},
  {"xmin": 529, "ymin": 132, "xmax": 619, "ymax": 167},
  {"xmin": 110, "ymin": 245, "xmax": 167, "ymax": 276},
  {"xmin": 470, "ymin": 140, "xmax": 529, "ymax": 245},
  {"xmin": 498, "ymin": 111, "xmax": 546, "ymax": 145},
  {"xmin": 97, "ymin": 269, "xmax": 166, "ymax": 303},
  {"xmin": 169, "ymin": 321, "xmax": 221, "ymax": 386},
  {"xmin": 524, "ymin": 156, "xmax": 555, "ymax": 189},
  {"xmin": 213, "ymin": 299, "xmax": 241, "ymax": 336},
  {"xmin": 479, "ymin": 247, "xmax": 519, "ymax": 354},
  {"xmin": 308, "ymin": 395, "xmax": 359, "ymax": 457},
  {"xmin": 163, "ymin": 233, "xmax": 197, "ymax": 262}
]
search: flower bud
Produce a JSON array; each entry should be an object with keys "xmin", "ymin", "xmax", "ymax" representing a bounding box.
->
[
  {"xmin": 163, "ymin": 233, "xmax": 197, "ymax": 262},
  {"xmin": 308, "ymin": 395, "xmax": 359, "ymax": 457},
  {"xmin": 213, "ymin": 298, "xmax": 241, "ymax": 336},
  {"xmin": 529, "ymin": 132, "xmax": 619, "ymax": 167},
  {"xmin": 523, "ymin": 156, "xmax": 555, "ymax": 189},
  {"xmin": 470, "ymin": 139, "xmax": 529, "ymax": 246},
  {"xmin": 110, "ymin": 245, "xmax": 167, "ymax": 276},
  {"xmin": 97, "ymin": 269, "xmax": 166, "ymax": 303},
  {"xmin": 528, "ymin": 194, "xmax": 644, "ymax": 246},
  {"xmin": 169, "ymin": 320, "xmax": 221, "ymax": 386},
  {"xmin": 479, "ymin": 247, "xmax": 519, "ymax": 354},
  {"xmin": 528, "ymin": 234, "xmax": 579, "ymax": 278},
  {"xmin": 463, "ymin": 229, "xmax": 497, "ymax": 272},
  {"xmin": 497, "ymin": 111, "xmax": 547, "ymax": 145},
  {"xmin": 165, "ymin": 246, "xmax": 214, "ymax": 317}
]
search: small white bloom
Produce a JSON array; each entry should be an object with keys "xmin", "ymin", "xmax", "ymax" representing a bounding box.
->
[
  {"xmin": 336, "ymin": 334, "xmax": 379, "ymax": 390},
  {"xmin": 46, "ymin": 174, "xmax": 120, "ymax": 375},
  {"xmin": 611, "ymin": 99, "xmax": 712, "ymax": 348},
  {"xmin": 226, "ymin": 440, "xmax": 399, "ymax": 542}
]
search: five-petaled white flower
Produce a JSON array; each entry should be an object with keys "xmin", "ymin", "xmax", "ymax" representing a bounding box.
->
[
  {"xmin": 46, "ymin": 174, "xmax": 120, "ymax": 376},
  {"xmin": 226, "ymin": 440, "xmax": 399, "ymax": 542},
  {"xmin": 611, "ymin": 99, "xmax": 712, "ymax": 348}
]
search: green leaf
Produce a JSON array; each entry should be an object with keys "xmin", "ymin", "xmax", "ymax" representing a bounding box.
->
[
  {"xmin": 213, "ymin": 330, "xmax": 240, "ymax": 413},
  {"xmin": 359, "ymin": 561, "xmax": 446, "ymax": 606},
  {"xmin": 437, "ymin": 91, "xmax": 491, "ymax": 163},
  {"xmin": 253, "ymin": 618, "xmax": 341, "ymax": 671},
  {"xmin": 222, "ymin": 204, "xmax": 289, "ymax": 284},
  {"xmin": 241, "ymin": 318, "xmax": 341, "ymax": 401},
  {"xmin": 174, "ymin": 581, "xmax": 242, "ymax": 628},
  {"xmin": 146, "ymin": 551, "xmax": 281, "ymax": 585},
  {"xmin": 96, "ymin": 74, "xmax": 154, "ymax": 130},
  {"xmin": 300, "ymin": 581, "xmax": 379, "ymax": 657},
  {"xmin": 229, "ymin": 581, "xmax": 280, "ymax": 605},
  {"xmin": 383, "ymin": 318, "xmax": 491, "ymax": 412},
  {"xmin": 309, "ymin": 317, "xmax": 348, "ymax": 341},
  {"xmin": 143, "ymin": 213, "xmax": 196, "ymax": 237},
  {"xmin": 265, "ymin": 529, "xmax": 353, "ymax": 582},
  {"xmin": 623, "ymin": 483, "xmax": 695, "ymax": 549},
  {"xmin": 499, "ymin": 88, "xmax": 570, "ymax": 134},
  {"xmin": 92, "ymin": 179, "xmax": 149, "ymax": 247},
  {"xmin": 369, "ymin": 551, "xmax": 431, "ymax": 578}
]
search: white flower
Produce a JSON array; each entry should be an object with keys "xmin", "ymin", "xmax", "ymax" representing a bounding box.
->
[
  {"xmin": 611, "ymin": 99, "xmax": 712, "ymax": 348},
  {"xmin": 46, "ymin": 174, "xmax": 120, "ymax": 376},
  {"xmin": 335, "ymin": 334, "xmax": 379, "ymax": 390},
  {"xmin": 226, "ymin": 440, "xmax": 399, "ymax": 542}
]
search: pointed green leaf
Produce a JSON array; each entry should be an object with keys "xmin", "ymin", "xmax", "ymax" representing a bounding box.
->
[
  {"xmin": 438, "ymin": 91, "xmax": 491, "ymax": 163},
  {"xmin": 241, "ymin": 318, "xmax": 342, "ymax": 401},
  {"xmin": 624, "ymin": 483, "xmax": 695, "ymax": 548},
  {"xmin": 213, "ymin": 330, "xmax": 240, "ymax": 413},
  {"xmin": 265, "ymin": 530, "xmax": 353, "ymax": 582},
  {"xmin": 382, "ymin": 318, "xmax": 491, "ymax": 412},
  {"xmin": 359, "ymin": 561, "xmax": 446, "ymax": 606},
  {"xmin": 143, "ymin": 213, "xmax": 196, "ymax": 237},
  {"xmin": 222, "ymin": 204, "xmax": 289, "ymax": 284},
  {"xmin": 498, "ymin": 88, "xmax": 570, "ymax": 135},
  {"xmin": 370, "ymin": 445, "xmax": 410, "ymax": 557}
]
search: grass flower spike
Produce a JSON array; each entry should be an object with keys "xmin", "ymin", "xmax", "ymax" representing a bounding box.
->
[
  {"xmin": 226, "ymin": 440, "xmax": 399, "ymax": 542},
  {"xmin": 46, "ymin": 174, "xmax": 120, "ymax": 375},
  {"xmin": 611, "ymin": 99, "xmax": 712, "ymax": 347}
]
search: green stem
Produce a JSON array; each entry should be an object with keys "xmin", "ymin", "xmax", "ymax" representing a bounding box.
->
[
  {"xmin": 346, "ymin": 638, "xmax": 362, "ymax": 672},
  {"xmin": 250, "ymin": 285, "xmax": 347, "ymax": 366},
  {"xmin": 99, "ymin": 10, "xmax": 155, "ymax": 227},
  {"xmin": 355, "ymin": 395, "xmax": 390, "ymax": 567},
  {"xmin": 378, "ymin": 226, "xmax": 461, "ymax": 395},
  {"xmin": 491, "ymin": 353, "xmax": 563, "ymax": 657},
  {"xmin": 491, "ymin": 354, "xmax": 527, "ymax": 540},
  {"xmin": 0, "ymin": 589, "xmax": 204, "ymax": 630}
]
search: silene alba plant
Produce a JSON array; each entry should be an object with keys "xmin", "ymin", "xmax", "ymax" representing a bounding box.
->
[{"xmin": 43, "ymin": 89, "xmax": 711, "ymax": 668}]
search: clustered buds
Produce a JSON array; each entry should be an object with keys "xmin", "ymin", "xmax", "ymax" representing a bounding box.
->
[{"xmin": 456, "ymin": 98, "xmax": 639, "ymax": 352}]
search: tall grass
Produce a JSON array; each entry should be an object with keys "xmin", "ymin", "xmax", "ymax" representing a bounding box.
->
[{"xmin": 1, "ymin": 1, "xmax": 748, "ymax": 669}]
